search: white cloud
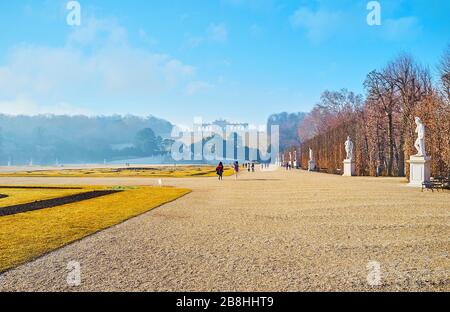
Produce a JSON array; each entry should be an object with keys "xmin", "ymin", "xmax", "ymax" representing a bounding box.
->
[
  {"xmin": 67, "ymin": 17, "xmax": 127, "ymax": 47},
  {"xmin": 185, "ymin": 81, "xmax": 214, "ymax": 96},
  {"xmin": 290, "ymin": 7, "xmax": 342, "ymax": 44},
  {"xmin": 184, "ymin": 36, "xmax": 204, "ymax": 48},
  {"xmin": 138, "ymin": 28, "xmax": 158, "ymax": 46},
  {"xmin": 207, "ymin": 23, "xmax": 228, "ymax": 43},
  {"xmin": 0, "ymin": 17, "xmax": 198, "ymax": 115},
  {"xmin": 289, "ymin": 4, "xmax": 421, "ymax": 44},
  {"xmin": 182, "ymin": 22, "xmax": 229, "ymax": 49},
  {"xmin": 383, "ymin": 17, "xmax": 421, "ymax": 40},
  {"xmin": 0, "ymin": 96, "xmax": 92, "ymax": 116}
]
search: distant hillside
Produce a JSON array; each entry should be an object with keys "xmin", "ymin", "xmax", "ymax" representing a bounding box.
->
[
  {"xmin": 0, "ymin": 113, "xmax": 308, "ymax": 165},
  {"xmin": 0, "ymin": 114, "xmax": 173, "ymax": 165},
  {"xmin": 267, "ymin": 112, "xmax": 306, "ymax": 151}
]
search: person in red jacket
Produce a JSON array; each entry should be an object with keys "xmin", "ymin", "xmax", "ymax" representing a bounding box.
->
[{"xmin": 216, "ymin": 162, "xmax": 224, "ymax": 180}]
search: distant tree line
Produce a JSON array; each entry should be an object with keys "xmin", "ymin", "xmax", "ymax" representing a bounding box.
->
[
  {"xmin": 267, "ymin": 112, "xmax": 306, "ymax": 151},
  {"xmin": 298, "ymin": 46, "xmax": 450, "ymax": 178},
  {"xmin": 0, "ymin": 115, "xmax": 173, "ymax": 165}
]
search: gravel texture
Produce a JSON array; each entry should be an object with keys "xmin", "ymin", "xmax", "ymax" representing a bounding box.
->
[{"xmin": 0, "ymin": 168, "xmax": 449, "ymax": 291}]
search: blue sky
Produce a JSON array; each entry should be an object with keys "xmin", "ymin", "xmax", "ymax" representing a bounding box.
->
[{"xmin": 0, "ymin": 0, "xmax": 448, "ymax": 126}]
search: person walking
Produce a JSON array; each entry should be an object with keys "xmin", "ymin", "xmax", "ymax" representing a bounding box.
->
[
  {"xmin": 216, "ymin": 161, "xmax": 224, "ymax": 180},
  {"xmin": 233, "ymin": 161, "xmax": 240, "ymax": 180}
]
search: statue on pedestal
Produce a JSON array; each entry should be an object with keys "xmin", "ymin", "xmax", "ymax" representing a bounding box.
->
[
  {"xmin": 343, "ymin": 136, "xmax": 356, "ymax": 176},
  {"xmin": 414, "ymin": 117, "xmax": 426, "ymax": 157},
  {"xmin": 344, "ymin": 136, "xmax": 354, "ymax": 160},
  {"xmin": 308, "ymin": 148, "xmax": 315, "ymax": 171},
  {"xmin": 408, "ymin": 117, "xmax": 430, "ymax": 187}
]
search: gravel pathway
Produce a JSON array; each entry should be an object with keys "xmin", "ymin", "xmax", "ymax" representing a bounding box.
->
[{"xmin": 0, "ymin": 168, "xmax": 449, "ymax": 291}]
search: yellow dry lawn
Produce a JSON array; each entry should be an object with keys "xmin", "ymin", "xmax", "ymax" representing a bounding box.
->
[
  {"xmin": 0, "ymin": 166, "xmax": 234, "ymax": 178},
  {"xmin": 0, "ymin": 187, "xmax": 93, "ymax": 208},
  {"xmin": 0, "ymin": 186, "xmax": 190, "ymax": 273}
]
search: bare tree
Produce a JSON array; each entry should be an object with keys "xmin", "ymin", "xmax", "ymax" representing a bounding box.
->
[
  {"xmin": 364, "ymin": 69, "xmax": 399, "ymax": 175},
  {"xmin": 385, "ymin": 54, "xmax": 432, "ymax": 176},
  {"xmin": 300, "ymin": 51, "xmax": 449, "ymax": 178},
  {"xmin": 439, "ymin": 44, "xmax": 450, "ymax": 102}
]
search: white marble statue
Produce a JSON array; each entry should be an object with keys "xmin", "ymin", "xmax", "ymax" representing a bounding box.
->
[
  {"xmin": 308, "ymin": 148, "xmax": 315, "ymax": 171},
  {"xmin": 409, "ymin": 117, "xmax": 430, "ymax": 187},
  {"xmin": 414, "ymin": 117, "xmax": 426, "ymax": 157},
  {"xmin": 344, "ymin": 136, "xmax": 354, "ymax": 160}
]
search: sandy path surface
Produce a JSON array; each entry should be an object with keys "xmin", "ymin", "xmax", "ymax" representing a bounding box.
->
[{"xmin": 0, "ymin": 168, "xmax": 449, "ymax": 291}]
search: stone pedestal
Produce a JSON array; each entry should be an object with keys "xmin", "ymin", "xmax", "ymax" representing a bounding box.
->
[
  {"xmin": 308, "ymin": 160, "xmax": 316, "ymax": 171},
  {"xmin": 343, "ymin": 159, "xmax": 356, "ymax": 176},
  {"xmin": 408, "ymin": 156, "xmax": 431, "ymax": 187}
]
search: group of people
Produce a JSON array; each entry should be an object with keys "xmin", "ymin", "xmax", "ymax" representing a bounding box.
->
[
  {"xmin": 243, "ymin": 162, "xmax": 255, "ymax": 172},
  {"xmin": 284, "ymin": 163, "xmax": 293, "ymax": 170},
  {"xmin": 215, "ymin": 161, "xmax": 240, "ymax": 180},
  {"xmin": 215, "ymin": 161, "xmax": 261, "ymax": 180}
]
